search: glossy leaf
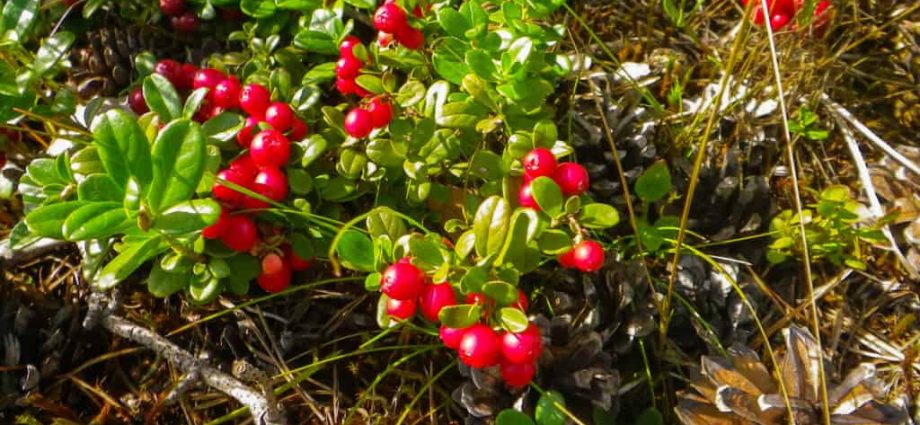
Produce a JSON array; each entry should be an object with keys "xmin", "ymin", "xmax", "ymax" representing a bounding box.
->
[
  {"xmin": 483, "ymin": 281, "xmax": 518, "ymax": 305},
  {"xmin": 152, "ymin": 199, "xmax": 221, "ymax": 235},
  {"xmin": 473, "ymin": 196, "xmax": 510, "ymax": 258},
  {"xmin": 143, "ymin": 74, "xmax": 182, "ymax": 121},
  {"xmin": 24, "ymin": 201, "xmax": 87, "ymax": 239},
  {"xmin": 535, "ymin": 391, "xmax": 567, "ymax": 425},
  {"xmin": 578, "ymin": 203, "xmax": 620, "ymax": 229},
  {"xmin": 62, "ymin": 202, "xmax": 129, "ymax": 241},
  {"xmin": 92, "ymin": 109, "xmax": 153, "ymax": 191},
  {"xmin": 148, "ymin": 119, "xmax": 206, "ymax": 213},
  {"xmin": 498, "ymin": 307, "xmax": 529, "ymax": 332},
  {"xmin": 635, "ymin": 161, "xmax": 671, "ymax": 202},
  {"xmin": 337, "ymin": 230, "xmax": 375, "ymax": 272},
  {"xmin": 95, "ymin": 235, "xmax": 166, "ymax": 290},
  {"xmin": 32, "ymin": 31, "xmax": 75, "ymax": 78},
  {"xmin": 438, "ymin": 304, "xmax": 482, "ymax": 328},
  {"xmin": 496, "ymin": 410, "xmax": 535, "ymax": 425},
  {"xmin": 77, "ymin": 174, "xmax": 123, "ymax": 202},
  {"xmin": 1, "ymin": 0, "xmax": 39, "ymax": 42},
  {"xmin": 530, "ymin": 176, "xmax": 563, "ymax": 219},
  {"xmin": 366, "ymin": 208, "xmax": 407, "ymax": 240},
  {"xmin": 148, "ymin": 261, "xmax": 188, "ymax": 297}
]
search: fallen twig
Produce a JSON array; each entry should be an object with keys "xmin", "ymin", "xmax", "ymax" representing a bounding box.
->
[
  {"xmin": 0, "ymin": 238, "xmax": 71, "ymax": 269},
  {"xmin": 83, "ymin": 292, "xmax": 286, "ymax": 425}
]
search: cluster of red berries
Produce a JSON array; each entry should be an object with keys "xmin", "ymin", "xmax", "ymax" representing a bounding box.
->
[
  {"xmin": 380, "ymin": 258, "xmax": 541, "ymax": 388},
  {"xmin": 334, "ymin": 38, "xmax": 396, "ymax": 138},
  {"xmin": 373, "ymin": 0, "xmax": 425, "ymax": 50},
  {"xmin": 742, "ymin": 0, "xmax": 831, "ymax": 31},
  {"xmin": 518, "ymin": 148, "xmax": 591, "ymax": 209},
  {"xmin": 254, "ymin": 244, "xmax": 312, "ymax": 293},
  {"xmin": 335, "ymin": 36, "xmax": 371, "ymax": 98},
  {"xmin": 158, "ymin": 0, "xmax": 199, "ymax": 33}
]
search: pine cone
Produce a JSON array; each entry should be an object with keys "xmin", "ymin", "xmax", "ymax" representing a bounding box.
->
[{"xmin": 676, "ymin": 326, "xmax": 909, "ymax": 425}]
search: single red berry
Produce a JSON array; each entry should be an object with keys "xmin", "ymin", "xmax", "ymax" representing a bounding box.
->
[
  {"xmin": 522, "ymin": 148, "xmax": 557, "ymax": 178},
  {"xmin": 514, "ymin": 289, "xmax": 528, "ymax": 311},
  {"xmin": 458, "ymin": 324, "xmax": 501, "ymax": 368},
  {"xmin": 335, "ymin": 56, "xmax": 363, "ymax": 80},
  {"xmin": 171, "ymin": 12, "xmax": 199, "ymax": 33},
  {"xmin": 811, "ymin": 0, "xmax": 832, "ymax": 35},
  {"xmin": 257, "ymin": 259, "xmax": 291, "ymax": 293},
  {"xmin": 395, "ymin": 27, "xmax": 424, "ymax": 50},
  {"xmin": 264, "ymin": 102, "xmax": 294, "ymax": 132},
  {"xmin": 283, "ymin": 244, "xmax": 312, "ymax": 271},
  {"xmin": 213, "ymin": 168, "xmax": 246, "ymax": 204},
  {"xmin": 500, "ymin": 361, "xmax": 535, "ymax": 388},
  {"xmin": 262, "ymin": 253, "xmax": 285, "ymax": 275},
  {"xmin": 412, "ymin": 5, "xmax": 424, "ymax": 17},
  {"xmin": 193, "ymin": 68, "xmax": 226, "ymax": 91},
  {"xmin": 557, "ymin": 248, "xmax": 576, "ymax": 268},
  {"xmin": 380, "ymin": 261, "xmax": 425, "ymax": 300},
  {"xmin": 239, "ymin": 183, "xmax": 269, "ymax": 210},
  {"xmin": 202, "ymin": 206, "xmax": 230, "ymax": 239},
  {"xmin": 571, "ymin": 240, "xmax": 605, "ymax": 272},
  {"xmin": 221, "ymin": 214, "xmax": 258, "ymax": 252},
  {"xmin": 344, "ymin": 108, "xmax": 374, "ymax": 138},
  {"xmin": 377, "ymin": 31, "xmax": 395, "ymax": 47},
  {"xmin": 237, "ymin": 116, "xmax": 261, "ymax": 148},
  {"xmin": 373, "ymin": 2, "xmax": 409, "ymax": 34},
  {"xmin": 128, "ymin": 87, "xmax": 148, "ymax": 115},
  {"xmin": 192, "ymin": 98, "xmax": 213, "ymax": 123},
  {"xmin": 159, "ymin": 0, "xmax": 186, "ymax": 16},
  {"xmin": 209, "ymin": 105, "xmax": 226, "ymax": 119},
  {"xmin": 418, "ymin": 282, "xmax": 457, "ymax": 322},
  {"xmin": 213, "ymin": 76, "xmax": 241, "ymax": 109},
  {"xmin": 465, "ymin": 292, "xmax": 488, "ymax": 305},
  {"xmin": 367, "ymin": 97, "xmax": 393, "ymax": 128},
  {"xmin": 288, "ymin": 118, "xmax": 308, "ymax": 140},
  {"xmin": 339, "ymin": 35, "xmax": 362, "ymax": 59},
  {"xmin": 154, "ymin": 59, "xmax": 183, "ymax": 88},
  {"xmin": 440, "ymin": 325, "xmax": 467, "ymax": 350},
  {"xmin": 770, "ymin": 13, "xmax": 791, "ymax": 30},
  {"xmin": 177, "ymin": 63, "xmax": 197, "ymax": 91},
  {"xmin": 336, "ymin": 77, "xmax": 357, "ymax": 95},
  {"xmin": 518, "ymin": 181, "xmax": 538, "ymax": 209},
  {"xmin": 252, "ymin": 167, "xmax": 288, "ymax": 201},
  {"xmin": 239, "ymin": 83, "xmax": 271, "ymax": 119},
  {"xmin": 229, "ymin": 154, "xmax": 259, "ymax": 180},
  {"xmin": 249, "ymin": 129, "xmax": 291, "ymax": 168},
  {"xmin": 552, "ymin": 162, "xmax": 590, "ymax": 197},
  {"xmin": 500, "ymin": 324, "xmax": 542, "ymax": 364},
  {"xmin": 386, "ymin": 297, "xmax": 417, "ymax": 320}
]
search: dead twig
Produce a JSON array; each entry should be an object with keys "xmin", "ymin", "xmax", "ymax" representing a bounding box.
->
[{"xmin": 0, "ymin": 238, "xmax": 71, "ymax": 269}]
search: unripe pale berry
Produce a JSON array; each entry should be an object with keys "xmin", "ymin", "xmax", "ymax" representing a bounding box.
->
[
  {"xmin": 257, "ymin": 258, "xmax": 291, "ymax": 293},
  {"xmin": 380, "ymin": 261, "xmax": 425, "ymax": 300},
  {"xmin": 458, "ymin": 324, "xmax": 501, "ymax": 368},
  {"xmin": 261, "ymin": 253, "xmax": 285, "ymax": 275}
]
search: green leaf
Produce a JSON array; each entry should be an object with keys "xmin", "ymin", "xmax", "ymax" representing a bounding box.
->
[
  {"xmin": 92, "ymin": 109, "xmax": 153, "ymax": 191},
  {"xmin": 473, "ymin": 196, "xmax": 510, "ymax": 258},
  {"xmin": 455, "ymin": 229, "xmax": 476, "ymax": 258},
  {"xmin": 32, "ymin": 31, "xmax": 75, "ymax": 78},
  {"xmin": 77, "ymin": 174, "xmax": 124, "ymax": 202},
  {"xmin": 355, "ymin": 75, "xmax": 385, "ymax": 95},
  {"xmin": 148, "ymin": 261, "xmax": 188, "ymax": 297},
  {"xmin": 183, "ymin": 88, "xmax": 210, "ymax": 120},
  {"xmin": 202, "ymin": 112, "xmax": 245, "ymax": 142},
  {"xmin": 483, "ymin": 281, "xmax": 518, "ymax": 305},
  {"xmin": 438, "ymin": 8, "xmax": 471, "ymax": 38},
  {"xmin": 365, "ymin": 272, "xmax": 382, "ymax": 291},
  {"xmin": 143, "ymin": 74, "xmax": 182, "ymax": 122},
  {"xmin": 409, "ymin": 237, "xmax": 445, "ymax": 269},
  {"xmin": 498, "ymin": 307, "xmax": 529, "ymax": 332},
  {"xmin": 1, "ymin": 0, "xmax": 39, "ymax": 42},
  {"xmin": 438, "ymin": 304, "xmax": 482, "ymax": 328},
  {"xmin": 496, "ymin": 410, "xmax": 535, "ymax": 425},
  {"xmin": 469, "ymin": 150, "xmax": 504, "ymax": 180},
  {"xmin": 578, "ymin": 203, "xmax": 620, "ymax": 229},
  {"xmin": 148, "ymin": 119, "xmax": 206, "ymax": 213},
  {"xmin": 366, "ymin": 208, "xmax": 407, "ymax": 240},
  {"xmin": 396, "ymin": 80, "xmax": 426, "ymax": 107},
  {"xmin": 537, "ymin": 229, "xmax": 571, "ymax": 254},
  {"xmin": 24, "ymin": 201, "xmax": 87, "ymax": 239},
  {"xmin": 466, "ymin": 49, "xmax": 498, "ymax": 81},
  {"xmin": 535, "ymin": 391, "xmax": 567, "ymax": 425},
  {"xmin": 152, "ymin": 199, "xmax": 221, "ymax": 235},
  {"xmin": 635, "ymin": 161, "xmax": 671, "ymax": 202},
  {"xmin": 337, "ymin": 230, "xmax": 375, "ymax": 272},
  {"xmin": 636, "ymin": 408, "xmax": 664, "ymax": 425},
  {"xmin": 62, "ymin": 202, "xmax": 129, "ymax": 241},
  {"xmin": 530, "ymin": 176, "xmax": 564, "ymax": 219},
  {"xmin": 432, "ymin": 53, "xmax": 470, "ymax": 86},
  {"xmin": 225, "ymin": 254, "xmax": 260, "ymax": 295},
  {"xmin": 299, "ymin": 134, "xmax": 328, "ymax": 167},
  {"xmin": 188, "ymin": 276, "xmax": 222, "ymax": 304},
  {"xmin": 95, "ymin": 235, "xmax": 166, "ymax": 290}
]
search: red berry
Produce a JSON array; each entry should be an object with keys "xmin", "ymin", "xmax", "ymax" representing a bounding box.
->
[
  {"xmin": 262, "ymin": 253, "xmax": 285, "ymax": 275},
  {"xmin": 518, "ymin": 181, "xmax": 538, "ymax": 209},
  {"xmin": 171, "ymin": 12, "xmax": 199, "ymax": 33},
  {"xmin": 252, "ymin": 167, "xmax": 288, "ymax": 201},
  {"xmin": 336, "ymin": 77, "xmax": 357, "ymax": 95},
  {"xmin": 178, "ymin": 63, "xmax": 197, "ymax": 91},
  {"xmin": 380, "ymin": 261, "xmax": 425, "ymax": 300},
  {"xmin": 419, "ymin": 282, "xmax": 457, "ymax": 322},
  {"xmin": 237, "ymin": 116, "xmax": 261, "ymax": 148},
  {"xmin": 344, "ymin": 108, "xmax": 374, "ymax": 138},
  {"xmin": 209, "ymin": 105, "xmax": 225, "ymax": 119},
  {"xmin": 466, "ymin": 292, "xmax": 488, "ymax": 305},
  {"xmin": 373, "ymin": 2, "xmax": 409, "ymax": 34},
  {"xmin": 159, "ymin": 0, "xmax": 185, "ymax": 16},
  {"xmin": 213, "ymin": 76, "xmax": 241, "ymax": 109},
  {"xmin": 283, "ymin": 244, "xmax": 312, "ymax": 271},
  {"xmin": 239, "ymin": 185, "xmax": 269, "ymax": 210},
  {"xmin": 239, "ymin": 83, "xmax": 271, "ymax": 119},
  {"xmin": 770, "ymin": 13, "xmax": 791, "ymax": 30},
  {"xmin": 514, "ymin": 289, "xmax": 528, "ymax": 311},
  {"xmin": 557, "ymin": 248, "xmax": 576, "ymax": 268},
  {"xmin": 378, "ymin": 31, "xmax": 395, "ymax": 47},
  {"xmin": 339, "ymin": 35, "xmax": 362, "ymax": 59},
  {"xmin": 500, "ymin": 361, "xmax": 535, "ymax": 388},
  {"xmin": 154, "ymin": 59, "xmax": 183, "ymax": 88},
  {"xmin": 257, "ymin": 258, "xmax": 291, "ymax": 293},
  {"xmin": 264, "ymin": 102, "xmax": 294, "ymax": 132},
  {"xmin": 367, "ymin": 97, "xmax": 393, "ymax": 128},
  {"xmin": 458, "ymin": 324, "xmax": 501, "ymax": 368},
  {"xmin": 523, "ymin": 148, "xmax": 557, "ymax": 178},
  {"xmin": 193, "ymin": 98, "xmax": 213, "ymax": 123},
  {"xmin": 571, "ymin": 240, "xmax": 605, "ymax": 272},
  {"xmin": 440, "ymin": 325, "xmax": 467, "ymax": 349},
  {"xmin": 193, "ymin": 68, "xmax": 226, "ymax": 91},
  {"xmin": 221, "ymin": 215, "xmax": 258, "ymax": 252},
  {"xmin": 128, "ymin": 87, "xmax": 148, "ymax": 115},
  {"xmin": 412, "ymin": 5, "xmax": 425, "ymax": 17},
  {"xmin": 213, "ymin": 168, "xmax": 246, "ymax": 204},
  {"xmin": 395, "ymin": 27, "xmax": 424, "ymax": 50},
  {"xmin": 386, "ymin": 297, "xmax": 417, "ymax": 320},
  {"xmin": 250, "ymin": 129, "xmax": 291, "ymax": 168},
  {"xmin": 500, "ymin": 324, "xmax": 542, "ymax": 364},
  {"xmin": 552, "ymin": 162, "xmax": 590, "ymax": 197},
  {"xmin": 202, "ymin": 206, "xmax": 230, "ymax": 239},
  {"xmin": 229, "ymin": 154, "xmax": 259, "ymax": 180},
  {"xmin": 288, "ymin": 118, "xmax": 308, "ymax": 140},
  {"xmin": 335, "ymin": 56, "xmax": 363, "ymax": 80}
]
